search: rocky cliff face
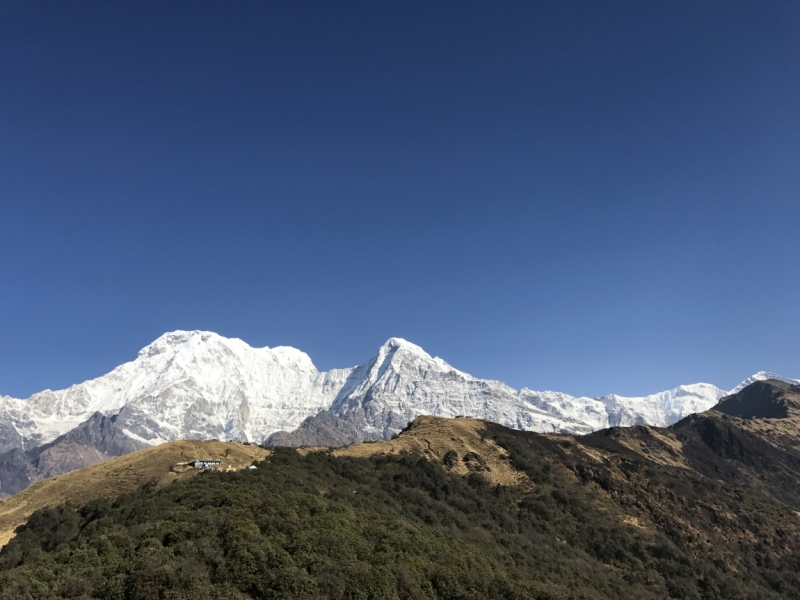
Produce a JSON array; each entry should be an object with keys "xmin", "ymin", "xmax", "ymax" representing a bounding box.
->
[
  {"xmin": 1, "ymin": 330, "xmax": 797, "ymax": 493},
  {"xmin": 0, "ymin": 411, "xmax": 150, "ymax": 497}
]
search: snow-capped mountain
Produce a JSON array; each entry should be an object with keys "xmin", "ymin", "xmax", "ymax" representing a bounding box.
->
[
  {"xmin": 1, "ymin": 330, "xmax": 797, "ymax": 495},
  {"xmin": 1, "ymin": 331, "xmax": 354, "ymax": 452}
]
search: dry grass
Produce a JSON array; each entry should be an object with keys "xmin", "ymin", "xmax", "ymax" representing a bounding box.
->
[
  {"xmin": 0, "ymin": 440, "xmax": 269, "ymax": 548},
  {"xmin": 303, "ymin": 416, "xmax": 529, "ymax": 488},
  {"xmin": 611, "ymin": 427, "xmax": 694, "ymax": 470},
  {"xmin": 733, "ymin": 414, "xmax": 800, "ymax": 455}
]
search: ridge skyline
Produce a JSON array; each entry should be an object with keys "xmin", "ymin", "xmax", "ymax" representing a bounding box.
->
[
  {"xmin": 4, "ymin": 329, "xmax": 797, "ymax": 403},
  {"xmin": 4, "ymin": 329, "xmax": 797, "ymax": 404},
  {"xmin": 2, "ymin": 329, "xmax": 798, "ymax": 451},
  {"xmin": 1, "ymin": 328, "xmax": 798, "ymax": 497}
]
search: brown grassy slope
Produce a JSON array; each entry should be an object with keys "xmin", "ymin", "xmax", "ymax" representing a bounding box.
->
[
  {"xmin": 714, "ymin": 380, "xmax": 800, "ymax": 457},
  {"xmin": 304, "ymin": 415, "xmax": 529, "ymax": 488},
  {"xmin": 0, "ymin": 440, "xmax": 268, "ymax": 548},
  {"xmin": 318, "ymin": 412, "xmax": 800, "ymax": 572},
  {"xmin": 0, "ymin": 417, "xmax": 523, "ymax": 549}
]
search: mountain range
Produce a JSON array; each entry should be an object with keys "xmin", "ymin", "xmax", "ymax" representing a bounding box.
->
[
  {"xmin": 1, "ymin": 330, "xmax": 797, "ymax": 497},
  {"xmin": 2, "ymin": 378, "xmax": 800, "ymax": 598}
]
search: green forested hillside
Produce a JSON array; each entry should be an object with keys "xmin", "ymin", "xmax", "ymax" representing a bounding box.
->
[{"xmin": 1, "ymin": 419, "xmax": 799, "ymax": 600}]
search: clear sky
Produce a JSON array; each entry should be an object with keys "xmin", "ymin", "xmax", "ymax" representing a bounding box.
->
[{"xmin": 1, "ymin": 1, "xmax": 798, "ymax": 399}]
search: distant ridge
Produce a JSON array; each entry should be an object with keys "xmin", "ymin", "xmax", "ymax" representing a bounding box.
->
[{"xmin": 1, "ymin": 330, "xmax": 797, "ymax": 495}]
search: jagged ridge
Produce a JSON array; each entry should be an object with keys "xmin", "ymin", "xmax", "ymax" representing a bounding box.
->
[{"xmin": 1, "ymin": 331, "xmax": 797, "ymax": 494}]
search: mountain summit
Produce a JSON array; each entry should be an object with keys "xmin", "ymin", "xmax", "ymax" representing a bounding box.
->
[
  {"xmin": 714, "ymin": 379, "xmax": 800, "ymax": 420},
  {"xmin": 1, "ymin": 330, "xmax": 797, "ymax": 496}
]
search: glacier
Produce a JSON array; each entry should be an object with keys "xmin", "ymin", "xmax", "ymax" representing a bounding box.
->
[{"xmin": 1, "ymin": 330, "xmax": 798, "ymax": 453}]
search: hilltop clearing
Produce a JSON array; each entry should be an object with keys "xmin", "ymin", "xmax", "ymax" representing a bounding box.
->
[{"xmin": 0, "ymin": 440, "xmax": 268, "ymax": 548}]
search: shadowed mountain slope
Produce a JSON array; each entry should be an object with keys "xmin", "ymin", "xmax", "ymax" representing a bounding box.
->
[
  {"xmin": 582, "ymin": 379, "xmax": 800, "ymax": 508},
  {"xmin": 265, "ymin": 411, "xmax": 377, "ymax": 448},
  {"xmin": 0, "ymin": 411, "xmax": 149, "ymax": 498},
  {"xmin": 714, "ymin": 379, "xmax": 800, "ymax": 420}
]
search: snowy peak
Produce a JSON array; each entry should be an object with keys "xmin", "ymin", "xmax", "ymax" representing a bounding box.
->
[
  {"xmin": 728, "ymin": 371, "xmax": 800, "ymax": 395},
  {"xmin": 379, "ymin": 337, "xmax": 424, "ymax": 354},
  {"xmin": 371, "ymin": 337, "xmax": 419, "ymax": 375},
  {"xmin": 136, "ymin": 330, "xmax": 210, "ymax": 357},
  {"xmin": 1, "ymin": 330, "xmax": 337, "ymax": 450},
  {"xmin": 372, "ymin": 337, "xmax": 472, "ymax": 380},
  {"xmin": 137, "ymin": 330, "xmax": 318, "ymax": 372},
  {"xmin": 372, "ymin": 337, "xmax": 437, "ymax": 373}
]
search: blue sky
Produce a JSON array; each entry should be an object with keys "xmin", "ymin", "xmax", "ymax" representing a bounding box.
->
[{"xmin": 1, "ymin": 1, "xmax": 798, "ymax": 399}]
